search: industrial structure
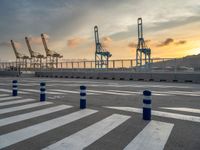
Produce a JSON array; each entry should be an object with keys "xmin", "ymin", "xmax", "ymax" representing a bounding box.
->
[
  {"xmin": 94, "ymin": 26, "xmax": 112, "ymax": 68},
  {"xmin": 25, "ymin": 37, "xmax": 45, "ymax": 68},
  {"xmin": 41, "ymin": 33, "xmax": 62, "ymax": 68},
  {"xmin": 136, "ymin": 18, "xmax": 151, "ymax": 68},
  {"xmin": 10, "ymin": 40, "xmax": 29, "ymax": 68}
]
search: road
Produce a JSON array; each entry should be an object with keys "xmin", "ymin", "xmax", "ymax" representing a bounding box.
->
[{"xmin": 0, "ymin": 77, "xmax": 199, "ymax": 150}]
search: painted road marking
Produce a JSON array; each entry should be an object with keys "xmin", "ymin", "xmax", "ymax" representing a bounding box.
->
[
  {"xmin": 152, "ymin": 91, "xmax": 200, "ymax": 97},
  {"xmin": 22, "ymin": 89, "xmax": 64, "ymax": 95},
  {"xmin": 0, "ymin": 105, "xmax": 72, "ymax": 127},
  {"xmin": 87, "ymin": 90, "xmax": 131, "ymax": 96},
  {"xmin": 50, "ymin": 89, "xmax": 98, "ymax": 95},
  {"xmin": 161, "ymin": 107, "xmax": 200, "ymax": 114},
  {"xmin": 0, "ymin": 109, "xmax": 98, "ymax": 149},
  {"xmin": 0, "ymin": 102, "xmax": 53, "ymax": 114},
  {"xmin": 124, "ymin": 120, "xmax": 174, "ymax": 150},
  {"xmin": 104, "ymin": 106, "xmax": 200, "ymax": 123},
  {"xmin": 0, "ymin": 94, "xmax": 9, "ymax": 97},
  {"xmin": 0, "ymin": 89, "xmax": 29, "ymax": 94},
  {"xmin": 108, "ymin": 90, "xmax": 170, "ymax": 96},
  {"xmin": 43, "ymin": 114, "xmax": 130, "ymax": 150},
  {"xmin": 0, "ymin": 99, "xmax": 35, "ymax": 107},
  {"xmin": 0, "ymin": 96, "xmax": 21, "ymax": 102}
]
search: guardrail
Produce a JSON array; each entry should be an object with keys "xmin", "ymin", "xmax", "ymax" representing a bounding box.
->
[{"xmin": 0, "ymin": 58, "xmax": 199, "ymax": 72}]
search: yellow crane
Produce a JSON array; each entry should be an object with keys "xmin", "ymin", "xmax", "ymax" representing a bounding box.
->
[
  {"xmin": 41, "ymin": 33, "xmax": 62, "ymax": 68},
  {"xmin": 10, "ymin": 40, "xmax": 29, "ymax": 69},
  {"xmin": 25, "ymin": 37, "xmax": 45, "ymax": 69}
]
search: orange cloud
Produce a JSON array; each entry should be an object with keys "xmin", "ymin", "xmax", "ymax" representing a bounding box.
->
[
  {"xmin": 128, "ymin": 42, "xmax": 137, "ymax": 48},
  {"xmin": 101, "ymin": 36, "xmax": 112, "ymax": 47},
  {"xmin": 67, "ymin": 37, "xmax": 85, "ymax": 48},
  {"xmin": 157, "ymin": 38, "xmax": 174, "ymax": 47},
  {"xmin": 14, "ymin": 42, "xmax": 22, "ymax": 49}
]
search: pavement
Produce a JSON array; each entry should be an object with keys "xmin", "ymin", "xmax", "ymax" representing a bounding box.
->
[{"xmin": 0, "ymin": 77, "xmax": 199, "ymax": 150}]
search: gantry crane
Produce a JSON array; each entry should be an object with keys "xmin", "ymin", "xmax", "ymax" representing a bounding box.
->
[
  {"xmin": 94, "ymin": 26, "xmax": 112, "ymax": 68},
  {"xmin": 136, "ymin": 18, "xmax": 151, "ymax": 67},
  {"xmin": 25, "ymin": 37, "xmax": 45, "ymax": 69},
  {"xmin": 41, "ymin": 33, "xmax": 63, "ymax": 68},
  {"xmin": 10, "ymin": 40, "xmax": 29, "ymax": 69}
]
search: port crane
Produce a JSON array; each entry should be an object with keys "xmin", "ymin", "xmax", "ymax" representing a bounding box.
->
[
  {"xmin": 41, "ymin": 33, "xmax": 63, "ymax": 68},
  {"xmin": 136, "ymin": 18, "xmax": 151, "ymax": 68},
  {"xmin": 25, "ymin": 37, "xmax": 45, "ymax": 69},
  {"xmin": 94, "ymin": 26, "xmax": 112, "ymax": 68},
  {"xmin": 10, "ymin": 40, "xmax": 29, "ymax": 69}
]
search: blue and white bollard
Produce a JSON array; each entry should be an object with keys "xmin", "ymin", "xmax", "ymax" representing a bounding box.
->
[
  {"xmin": 40, "ymin": 82, "xmax": 46, "ymax": 102},
  {"xmin": 80, "ymin": 85, "xmax": 86, "ymax": 109},
  {"xmin": 143, "ymin": 90, "xmax": 152, "ymax": 120},
  {"xmin": 12, "ymin": 80, "xmax": 18, "ymax": 96}
]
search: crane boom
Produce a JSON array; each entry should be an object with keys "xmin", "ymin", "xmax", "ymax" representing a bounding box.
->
[
  {"xmin": 25, "ymin": 37, "xmax": 34, "ymax": 57},
  {"xmin": 11, "ymin": 40, "xmax": 20, "ymax": 59},
  {"xmin": 41, "ymin": 33, "xmax": 51, "ymax": 56}
]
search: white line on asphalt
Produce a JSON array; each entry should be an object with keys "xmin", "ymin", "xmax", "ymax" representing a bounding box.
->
[
  {"xmin": 0, "ymin": 99, "xmax": 35, "ymax": 107},
  {"xmin": 104, "ymin": 106, "xmax": 200, "ymax": 123},
  {"xmin": 22, "ymin": 89, "xmax": 64, "ymax": 95},
  {"xmin": 0, "ymin": 102, "xmax": 53, "ymax": 114},
  {"xmin": 43, "ymin": 114, "xmax": 130, "ymax": 150},
  {"xmin": 0, "ymin": 96, "xmax": 21, "ymax": 102},
  {"xmin": 50, "ymin": 89, "xmax": 98, "ymax": 95},
  {"xmin": 0, "ymin": 105, "xmax": 72, "ymax": 127},
  {"xmin": 0, "ymin": 94, "xmax": 9, "ymax": 97},
  {"xmin": 87, "ymin": 90, "xmax": 131, "ymax": 96},
  {"xmin": 0, "ymin": 89, "xmax": 29, "ymax": 94},
  {"xmin": 0, "ymin": 109, "xmax": 98, "ymax": 149},
  {"xmin": 161, "ymin": 107, "xmax": 200, "ymax": 114},
  {"xmin": 124, "ymin": 120, "xmax": 174, "ymax": 150},
  {"xmin": 108, "ymin": 90, "xmax": 170, "ymax": 96}
]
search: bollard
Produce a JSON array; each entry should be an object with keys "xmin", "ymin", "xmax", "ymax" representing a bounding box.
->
[
  {"xmin": 143, "ymin": 90, "xmax": 152, "ymax": 120},
  {"xmin": 40, "ymin": 82, "xmax": 46, "ymax": 101},
  {"xmin": 80, "ymin": 85, "xmax": 86, "ymax": 109},
  {"xmin": 12, "ymin": 80, "xmax": 18, "ymax": 96}
]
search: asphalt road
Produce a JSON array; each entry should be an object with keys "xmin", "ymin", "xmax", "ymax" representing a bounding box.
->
[{"xmin": 0, "ymin": 77, "xmax": 199, "ymax": 150}]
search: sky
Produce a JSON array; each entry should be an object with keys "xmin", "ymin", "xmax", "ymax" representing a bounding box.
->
[{"xmin": 0, "ymin": 0, "xmax": 200, "ymax": 61}]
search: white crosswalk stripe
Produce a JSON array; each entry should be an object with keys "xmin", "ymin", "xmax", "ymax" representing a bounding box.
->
[
  {"xmin": 50, "ymin": 89, "xmax": 98, "ymax": 95},
  {"xmin": 104, "ymin": 106, "xmax": 200, "ymax": 123},
  {"xmin": 21, "ymin": 89, "xmax": 64, "ymax": 95},
  {"xmin": 124, "ymin": 121, "xmax": 174, "ymax": 150},
  {"xmin": 0, "ymin": 101, "xmax": 53, "ymax": 114},
  {"xmin": 0, "ymin": 89, "xmax": 29, "ymax": 94},
  {"xmin": 0, "ymin": 99, "xmax": 35, "ymax": 107},
  {"xmin": 87, "ymin": 90, "xmax": 131, "ymax": 96},
  {"xmin": 0, "ymin": 105, "xmax": 72, "ymax": 127},
  {"xmin": 43, "ymin": 114, "xmax": 130, "ymax": 150},
  {"xmin": 161, "ymin": 107, "xmax": 200, "ymax": 114},
  {"xmin": 0, "ymin": 94, "xmax": 9, "ymax": 97},
  {"xmin": 0, "ymin": 109, "xmax": 98, "ymax": 149},
  {"xmin": 0, "ymin": 96, "xmax": 21, "ymax": 102}
]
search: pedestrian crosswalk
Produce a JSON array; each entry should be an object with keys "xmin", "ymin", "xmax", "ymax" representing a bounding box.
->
[
  {"xmin": 0, "ymin": 95, "xmax": 176, "ymax": 150},
  {"xmin": 0, "ymin": 87, "xmax": 200, "ymax": 97}
]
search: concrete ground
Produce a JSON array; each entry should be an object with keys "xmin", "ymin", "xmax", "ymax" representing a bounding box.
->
[{"xmin": 0, "ymin": 77, "xmax": 199, "ymax": 150}]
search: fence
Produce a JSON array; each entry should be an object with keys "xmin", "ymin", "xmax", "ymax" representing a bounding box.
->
[{"xmin": 0, "ymin": 58, "xmax": 199, "ymax": 72}]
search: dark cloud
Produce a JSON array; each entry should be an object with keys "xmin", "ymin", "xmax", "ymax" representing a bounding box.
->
[
  {"xmin": 157, "ymin": 38, "xmax": 174, "ymax": 47},
  {"xmin": 175, "ymin": 40, "xmax": 187, "ymax": 45}
]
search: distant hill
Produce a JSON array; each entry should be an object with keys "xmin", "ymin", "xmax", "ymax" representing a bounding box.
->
[{"xmin": 153, "ymin": 53, "xmax": 200, "ymax": 71}]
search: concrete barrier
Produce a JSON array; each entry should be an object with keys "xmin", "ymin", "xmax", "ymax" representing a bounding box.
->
[
  {"xmin": 0, "ymin": 71, "xmax": 20, "ymax": 77},
  {"xmin": 35, "ymin": 70, "xmax": 200, "ymax": 84}
]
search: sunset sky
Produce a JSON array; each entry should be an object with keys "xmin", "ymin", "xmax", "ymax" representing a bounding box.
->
[{"xmin": 0, "ymin": 0, "xmax": 200, "ymax": 61}]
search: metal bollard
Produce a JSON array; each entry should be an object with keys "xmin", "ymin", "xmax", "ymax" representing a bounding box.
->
[
  {"xmin": 143, "ymin": 90, "xmax": 152, "ymax": 120},
  {"xmin": 40, "ymin": 82, "xmax": 46, "ymax": 101},
  {"xmin": 12, "ymin": 80, "xmax": 18, "ymax": 96},
  {"xmin": 80, "ymin": 85, "xmax": 86, "ymax": 109}
]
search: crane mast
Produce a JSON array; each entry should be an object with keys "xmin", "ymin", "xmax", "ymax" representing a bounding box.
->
[
  {"xmin": 25, "ymin": 37, "xmax": 44, "ymax": 68},
  {"xmin": 136, "ymin": 18, "xmax": 151, "ymax": 68},
  {"xmin": 94, "ymin": 26, "xmax": 112, "ymax": 68}
]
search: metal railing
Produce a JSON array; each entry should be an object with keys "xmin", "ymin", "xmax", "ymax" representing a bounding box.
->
[{"xmin": 0, "ymin": 58, "xmax": 199, "ymax": 72}]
